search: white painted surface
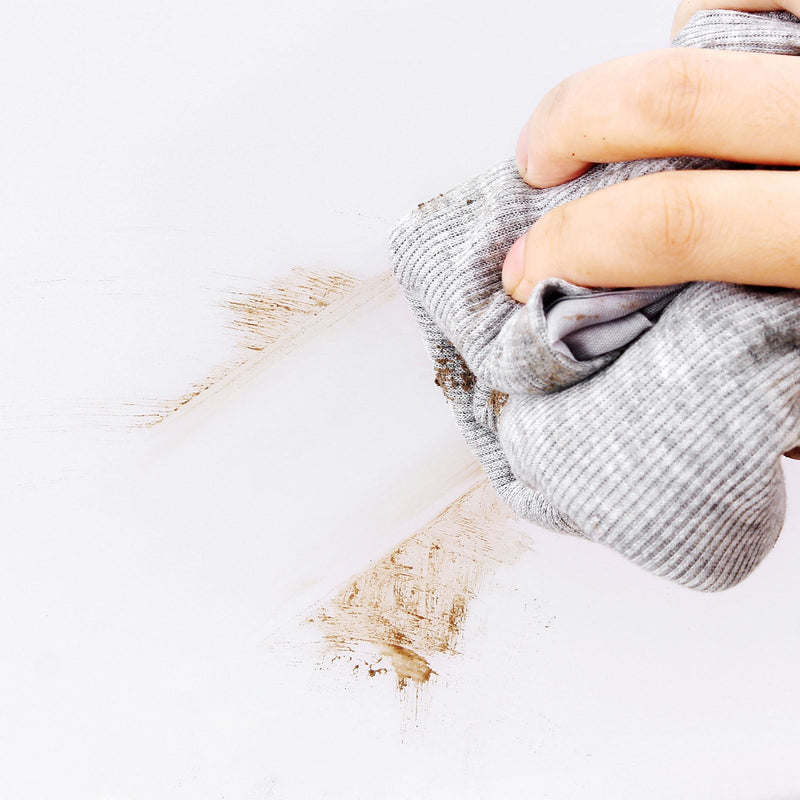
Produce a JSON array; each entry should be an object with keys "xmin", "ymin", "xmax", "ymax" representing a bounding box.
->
[{"xmin": 3, "ymin": 2, "xmax": 800, "ymax": 798}]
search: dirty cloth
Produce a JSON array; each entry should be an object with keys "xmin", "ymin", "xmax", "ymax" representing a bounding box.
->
[{"xmin": 387, "ymin": 9, "xmax": 800, "ymax": 592}]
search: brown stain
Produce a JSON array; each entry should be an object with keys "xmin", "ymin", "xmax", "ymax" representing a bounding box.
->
[
  {"xmin": 382, "ymin": 644, "xmax": 433, "ymax": 687},
  {"xmin": 433, "ymin": 345, "xmax": 476, "ymax": 401},
  {"xmin": 417, "ymin": 192, "xmax": 445, "ymax": 210},
  {"xmin": 309, "ymin": 477, "xmax": 531, "ymax": 691},
  {"xmin": 487, "ymin": 390, "xmax": 509, "ymax": 416},
  {"xmin": 127, "ymin": 268, "xmax": 396, "ymax": 428},
  {"xmin": 222, "ymin": 269, "xmax": 358, "ymax": 353}
]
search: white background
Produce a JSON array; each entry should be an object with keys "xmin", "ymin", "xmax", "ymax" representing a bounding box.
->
[{"xmin": 3, "ymin": 2, "xmax": 800, "ymax": 798}]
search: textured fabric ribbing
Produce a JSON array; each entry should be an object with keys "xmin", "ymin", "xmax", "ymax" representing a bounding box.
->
[{"xmin": 387, "ymin": 9, "xmax": 800, "ymax": 591}]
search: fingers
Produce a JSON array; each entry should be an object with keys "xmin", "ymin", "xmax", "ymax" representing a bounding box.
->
[
  {"xmin": 502, "ymin": 168, "xmax": 800, "ymax": 303},
  {"xmin": 671, "ymin": 1, "xmax": 800, "ymax": 40},
  {"xmin": 515, "ymin": 47, "xmax": 800, "ymax": 189}
]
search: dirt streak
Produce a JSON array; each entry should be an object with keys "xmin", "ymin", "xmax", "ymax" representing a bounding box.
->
[
  {"xmin": 309, "ymin": 477, "xmax": 531, "ymax": 691},
  {"xmin": 135, "ymin": 268, "xmax": 397, "ymax": 427}
]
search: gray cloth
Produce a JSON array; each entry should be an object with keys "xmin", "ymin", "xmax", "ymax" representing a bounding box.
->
[{"xmin": 387, "ymin": 9, "xmax": 800, "ymax": 592}]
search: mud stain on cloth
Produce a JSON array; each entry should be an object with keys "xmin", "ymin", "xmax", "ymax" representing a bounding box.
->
[
  {"xmin": 137, "ymin": 268, "xmax": 397, "ymax": 427},
  {"xmin": 433, "ymin": 345, "xmax": 476, "ymax": 402},
  {"xmin": 308, "ymin": 477, "xmax": 531, "ymax": 692},
  {"xmin": 487, "ymin": 389, "xmax": 509, "ymax": 416}
]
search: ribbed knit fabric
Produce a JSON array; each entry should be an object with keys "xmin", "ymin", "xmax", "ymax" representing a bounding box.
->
[{"xmin": 387, "ymin": 9, "xmax": 800, "ymax": 591}]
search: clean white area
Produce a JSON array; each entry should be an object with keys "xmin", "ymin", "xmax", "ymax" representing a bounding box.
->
[{"xmin": 3, "ymin": 2, "xmax": 800, "ymax": 798}]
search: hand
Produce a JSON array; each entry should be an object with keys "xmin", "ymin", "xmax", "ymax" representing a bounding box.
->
[{"xmin": 502, "ymin": 1, "xmax": 800, "ymax": 303}]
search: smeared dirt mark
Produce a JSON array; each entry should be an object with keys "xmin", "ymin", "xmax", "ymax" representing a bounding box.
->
[
  {"xmin": 487, "ymin": 390, "xmax": 509, "ymax": 416},
  {"xmin": 223, "ymin": 269, "xmax": 358, "ymax": 352},
  {"xmin": 433, "ymin": 344, "xmax": 476, "ymax": 401},
  {"xmin": 563, "ymin": 313, "xmax": 599, "ymax": 322},
  {"xmin": 133, "ymin": 268, "xmax": 397, "ymax": 427},
  {"xmin": 308, "ymin": 478, "xmax": 531, "ymax": 692},
  {"xmin": 417, "ymin": 192, "xmax": 445, "ymax": 210}
]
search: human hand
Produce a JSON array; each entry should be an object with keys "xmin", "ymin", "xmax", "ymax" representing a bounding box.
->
[{"xmin": 502, "ymin": 1, "xmax": 800, "ymax": 303}]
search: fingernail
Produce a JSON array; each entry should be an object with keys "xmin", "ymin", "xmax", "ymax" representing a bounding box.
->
[
  {"xmin": 515, "ymin": 120, "xmax": 529, "ymax": 178},
  {"xmin": 502, "ymin": 235, "xmax": 526, "ymax": 295}
]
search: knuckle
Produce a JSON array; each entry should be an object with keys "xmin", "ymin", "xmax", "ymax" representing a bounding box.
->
[
  {"xmin": 650, "ymin": 174, "xmax": 704, "ymax": 258},
  {"xmin": 537, "ymin": 203, "xmax": 570, "ymax": 253},
  {"xmin": 671, "ymin": 1, "xmax": 695, "ymax": 38},
  {"xmin": 538, "ymin": 74, "xmax": 573, "ymax": 125},
  {"xmin": 535, "ymin": 71, "xmax": 581, "ymax": 133},
  {"xmin": 530, "ymin": 77, "xmax": 573, "ymax": 160},
  {"xmin": 634, "ymin": 49, "xmax": 709, "ymax": 137},
  {"xmin": 529, "ymin": 202, "xmax": 572, "ymax": 281}
]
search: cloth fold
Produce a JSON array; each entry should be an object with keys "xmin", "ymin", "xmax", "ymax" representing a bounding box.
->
[
  {"xmin": 545, "ymin": 285, "xmax": 685, "ymax": 361},
  {"xmin": 388, "ymin": 9, "xmax": 800, "ymax": 591}
]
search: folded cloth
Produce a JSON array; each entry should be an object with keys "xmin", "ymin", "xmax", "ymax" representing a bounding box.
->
[
  {"xmin": 545, "ymin": 284, "xmax": 685, "ymax": 361},
  {"xmin": 388, "ymin": 9, "xmax": 800, "ymax": 592}
]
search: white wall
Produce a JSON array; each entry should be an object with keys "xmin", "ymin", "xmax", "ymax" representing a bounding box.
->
[{"xmin": 3, "ymin": 2, "xmax": 800, "ymax": 798}]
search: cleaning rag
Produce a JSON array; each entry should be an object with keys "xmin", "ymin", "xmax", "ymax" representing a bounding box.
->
[{"xmin": 388, "ymin": 9, "xmax": 800, "ymax": 591}]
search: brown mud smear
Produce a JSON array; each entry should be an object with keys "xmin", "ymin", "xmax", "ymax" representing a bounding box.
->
[
  {"xmin": 133, "ymin": 268, "xmax": 397, "ymax": 427},
  {"xmin": 223, "ymin": 269, "xmax": 358, "ymax": 352},
  {"xmin": 309, "ymin": 477, "xmax": 531, "ymax": 691},
  {"xmin": 487, "ymin": 390, "xmax": 509, "ymax": 416}
]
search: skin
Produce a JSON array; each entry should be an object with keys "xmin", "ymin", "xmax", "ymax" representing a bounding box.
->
[{"xmin": 502, "ymin": 0, "xmax": 800, "ymax": 302}]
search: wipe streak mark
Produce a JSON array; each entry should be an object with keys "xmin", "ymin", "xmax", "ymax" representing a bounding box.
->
[
  {"xmin": 141, "ymin": 268, "xmax": 398, "ymax": 427},
  {"xmin": 309, "ymin": 477, "xmax": 531, "ymax": 692}
]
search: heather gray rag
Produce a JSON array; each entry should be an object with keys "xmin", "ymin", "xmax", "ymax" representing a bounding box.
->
[{"xmin": 388, "ymin": 9, "xmax": 800, "ymax": 592}]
